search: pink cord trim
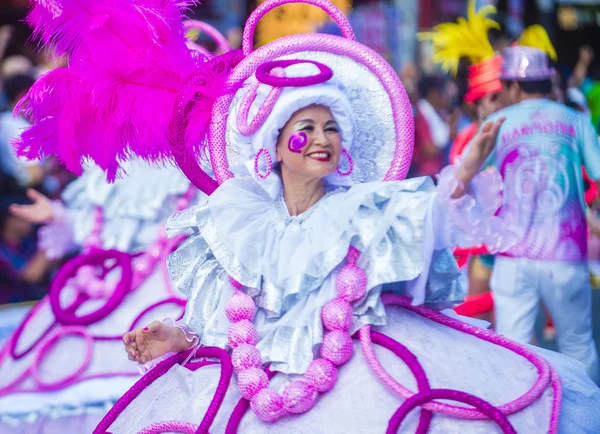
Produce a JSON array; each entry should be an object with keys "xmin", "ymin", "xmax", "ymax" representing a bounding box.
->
[
  {"xmin": 364, "ymin": 294, "xmax": 554, "ymax": 421},
  {"xmin": 387, "ymin": 388, "xmax": 517, "ymax": 434},
  {"xmin": 93, "ymin": 347, "xmax": 233, "ymax": 434},
  {"xmin": 29, "ymin": 326, "xmax": 93, "ymax": 391},
  {"xmin": 237, "ymin": 79, "xmax": 283, "ymax": 137},
  {"xmin": 242, "ymin": 0, "xmax": 355, "ymax": 55}
]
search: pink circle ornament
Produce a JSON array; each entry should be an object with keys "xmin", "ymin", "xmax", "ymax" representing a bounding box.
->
[
  {"xmin": 237, "ymin": 367, "xmax": 269, "ymax": 400},
  {"xmin": 226, "ymin": 291, "xmax": 257, "ymax": 323},
  {"xmin": 288, "ymin": 131, "xmax": 308, "ymax": 154},
  {"xmin": 254, "ymin": 148, "xmax": 273, "ymax": 180},
  {"xmin": 335, "ymin": 264, "xmax": 367, "ymax": 303},
  {"xmin": 250, "ymin": 388, "xmax": 287, "ymax": 422},
  {"xmin": 320, "ymin": 330, "xmax": 353, "ymax": 366},
  {"xmin": 256, "ymin": 59, "xmax": 333, "ymax": 88},
  {"xmin": 336, "ymin": 148, "xmax": 354, "ymax": 177},
  {"xmin": 321, "ymin": 299, "xmax": 353, "ymax": 332},
  {"xmin": 282, "ymin": 380, "xmax": 318, "ymax": 414},
  {"xmin": 231, "ymin": 344, "xmax": 263, "ymax": 374},
  {"xmin": 228, "ymin": 320, "xmax": 259, "ymax": 349},
  {"xmin": 305, "ymin": 358, "xmax": 338, "ymax": 392}
]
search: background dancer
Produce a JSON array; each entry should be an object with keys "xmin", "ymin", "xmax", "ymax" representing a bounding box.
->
[{"xmin": 486, "ymin": 45, "xmax": 600, "ymax": 383}]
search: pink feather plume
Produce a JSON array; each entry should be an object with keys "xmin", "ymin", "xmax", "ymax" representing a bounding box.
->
[{"xmin": 15, "ymin": 0, "xmax": 241, "ymax": 183}]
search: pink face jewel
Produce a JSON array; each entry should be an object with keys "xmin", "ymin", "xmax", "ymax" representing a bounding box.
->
[{"xmin": 288, "ymin": 131, "xmax": 308, "ymax": 154}]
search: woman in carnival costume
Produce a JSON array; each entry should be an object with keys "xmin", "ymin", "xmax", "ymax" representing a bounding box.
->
[
  {"xmin": 15, "ymin": 0, "xmax": 600, "ymax": 433},
  {"xmin": 0, "ymin": 7, "xmax": 232, "ymax": 432}
]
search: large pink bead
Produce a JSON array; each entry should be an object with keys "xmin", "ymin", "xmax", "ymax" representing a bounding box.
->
[
  {"xmin": 282, "ymin": 380, "xmax": 318, "ymax": 414},
  {"xmin": 336, "ymin": 264, "xmax": 367, "ymax": 303},
  {"xmin": 321, "ymin": 299, "xmax": 353, "ymax": 332},
  {"xmin": 305, "ymin": 358, "xmax": 337, "ymax": 392},
  {"xmin": 228, "ymin": 320, "xmax": 259, "ymax": 349},
  {"xmin": 251, "ymin": 388, "xmax": 286, "ymax": 422},
  {"xmin": 320, "ymin": 330, "xmax": 353, "ymax": 366},
  {"xmin": 226, "ymin": 291, "xmax": 256, "ymax": 323},
  {"xmin": 232, "ymin": 344, "xmax": 263, "ymax": 374},
  {"xmin": 237, "ymin": 367, "xmax": 269, "ymax": 400}
]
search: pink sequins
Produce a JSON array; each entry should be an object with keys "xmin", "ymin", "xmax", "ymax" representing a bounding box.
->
[
  {"xmin": 231, "ymin": 344, "xmax": 263, "ymax": 374},
  {"xmin": 305, "ymin": 358, "xmax": 337, "ymax": 392},
  {"xmin": 228, "ymin": 320, "xmax": 259, "ymax": 349},
  {"xmin": 321, "ymin": 330, "xmax": 353, "ymax": 366},
  {"xmin": 321, "ymin": 299, "xmax": 353, "ymax": 332},
  {"xmin": 336, "ymin": 263, "xmax": 367, "ymax": 303},
  {"xmin": 237, "ymin": 367, "xmax": 269, "ymax": 400},
  {"xmin": 225, "ymin": 291, "xmax": 256, "ymax": 323},
  {"xmin": 251, "ymin": 388, "xmax": 287, "ymax": 422},
  {"xmin": 282, "ymin": 380, "xmax": 318, "ymax": 414}
]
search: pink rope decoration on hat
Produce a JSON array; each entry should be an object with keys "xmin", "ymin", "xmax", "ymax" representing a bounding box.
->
[
  {"xmin": 242, "ymin": 0, "xmax": 356, "ymax": 55},
  {"xmin": 255, "ymin": 59, "xmax": 333, "ymax": 87}
]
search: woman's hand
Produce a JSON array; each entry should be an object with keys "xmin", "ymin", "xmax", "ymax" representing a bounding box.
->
[
  {"xmin": 456, "ymin": 117, "xmax": 505, "ymax": 187},
  {"xmin": 9, "ymin": 189, "xmax": 55, "ymax": 224},
  {"xmin": 122, "ymin": 321, "xmax": 191, "ymax": 364}
]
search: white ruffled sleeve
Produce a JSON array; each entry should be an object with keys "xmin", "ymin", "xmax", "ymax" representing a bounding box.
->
[{"xmin": 433, "ymin": 164, "xmax": 518, "ymax": 253}]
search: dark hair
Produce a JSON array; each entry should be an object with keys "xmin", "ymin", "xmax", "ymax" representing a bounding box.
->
[
  {"xmin": 3, "ymin": 74, "xmax": 35, "ymax": 104},
  {"xmin": 418, "ymin": 75, "xmax": 446, "ymax": 99},
  {"xmin": 502, "ymin": 79, "xmax": 552, "ymax": 96}
]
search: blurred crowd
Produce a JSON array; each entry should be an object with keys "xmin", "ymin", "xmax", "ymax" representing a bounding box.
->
[
  {"xmin": 0, "ymin": 21, "xmax": 598, "ymax": 305},
  {"xmin": 0, "ymin": 25, "xmax": 75, "ymax": 304}
]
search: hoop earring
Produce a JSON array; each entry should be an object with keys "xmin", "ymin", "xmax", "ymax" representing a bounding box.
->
[
  {"xmin": 254, "ymin": 148, "xmax": 273, "ymax": 180},
  {"xmin": 337, "ymin": 148, "xmax": 353, "ymax": 177}
]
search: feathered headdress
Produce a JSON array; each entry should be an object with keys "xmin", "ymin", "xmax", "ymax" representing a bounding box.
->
[
  {"xmin": 418, "ymin": 0, "xmax": 499, "ymax": 76},
  {"xmin": 518, "ymin": 24, "xmax": 557, "ymax": 61},
  {"xmin": 14, "ymin": 0, "xmax": 241, "ymax": 192},
  {"xmin": 418, "ymin": 0, "xmax": 502, "ymax": 103}
]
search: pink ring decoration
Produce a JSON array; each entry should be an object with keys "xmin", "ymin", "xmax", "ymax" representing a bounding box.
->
[
  {"xmin": 237, "ymin": 72, "xmax": 284, "ymax": 137},
  {"xmin": 8, "ymin": 299, "xmax": 55, "ymax": 359},
  {"xmin": 30, "ymin": 326, "xmax": 93, "ymax": 391},
  {"xmin": 361, "ymin": 294, "xmax": 558, "ymax": 424},
  {"xmin": 49, "ymin": 248, "xmax": 134, "ymax": 326},
  {"xmin": 255, "ymin": 59, "xmax": 333, "ymax": 87},
  {"xmin": 388, "ymin": 389, "xmax": 517, "ymax": 434},
  {"xmin": 184, "ymin": 20, "xmax": 231, "ymax": 55},
  {"xmin": 242, "ymin": 0, "xmax": 355, "ymax": 55},
  {"xmin": 209, "ymin": 34, "xmax": 414, "ymax": 184},
  {"xmin": 288, "ymin": 131, "xmax": 308, "ymax": 153}
]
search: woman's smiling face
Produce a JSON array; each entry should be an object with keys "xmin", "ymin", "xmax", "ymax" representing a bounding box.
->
[{"xmin": 275, "ymin": 104, "xmax": 342, "ymax": 180}]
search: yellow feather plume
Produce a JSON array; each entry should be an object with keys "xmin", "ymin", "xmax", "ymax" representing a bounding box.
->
[
  {"xmin": 418, "ymin": 0, "xmax": 500, "ymax": 76},
  {"xmin": 518, "ymin": 25, "xmax": 557, "ymax": 61}
]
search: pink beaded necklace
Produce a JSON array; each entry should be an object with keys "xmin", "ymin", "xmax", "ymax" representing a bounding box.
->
[{"xmin": 226, "ymin": 246, "xmax": 366, "ymax": 422}]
